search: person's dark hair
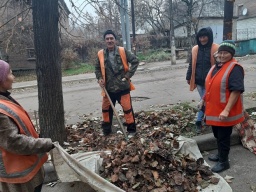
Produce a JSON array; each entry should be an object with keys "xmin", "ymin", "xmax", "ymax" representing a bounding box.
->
[
  {"xmin": 218, "ymin": 40, "xmax": 236, "ymax": 56},
  {"xmin": 197, "ymin": 29, "xmax": 208, "ymax": 37},
  {"xmin": 103, "ymin": 30, "xmax": 116, "ymax": 39}
]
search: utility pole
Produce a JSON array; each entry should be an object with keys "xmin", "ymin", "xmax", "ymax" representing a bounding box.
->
[
  {"xmin": 131, "ymin": 0, "xmax": 136, "ymax": 54},
  {"xmin": 169, "ymin": 0, "xmax": 176, "ymax": 65},
  {"xmin": 120, "ymin": 0, "xmax": 131, "ymax": 51},
  {"xmin": 223, "ymin": 0, "xmax": 234, "ymax": 40}
]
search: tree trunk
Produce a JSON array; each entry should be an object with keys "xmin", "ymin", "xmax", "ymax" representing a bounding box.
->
[{"xmin": 32, "ymin": 0, "xmax": 66, "ymax": 144}]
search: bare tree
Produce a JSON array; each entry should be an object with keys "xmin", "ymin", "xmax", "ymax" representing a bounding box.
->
[
  {"xmin": 32, "ymin": 0, "xmax": 66, "ymax": 143},
  {"xmin": 0, "ymin": 0, "xmax": 33, "ymax": 58},
  {"xmin": 173, "ymin": 0, "xmax": 223, "ymax": 61},
  {"xmin": 135, "ymin": 0, "xmax": 169, "ymax": 36}
]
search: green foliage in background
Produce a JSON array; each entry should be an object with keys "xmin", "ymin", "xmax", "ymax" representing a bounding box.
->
[
  {"xmin": 137, "ymin": 49, "xmax": 171, "ymax": 63},
  {"xmin": 62, "ymin": 63, "xmax": 95, "ymax": 76}
]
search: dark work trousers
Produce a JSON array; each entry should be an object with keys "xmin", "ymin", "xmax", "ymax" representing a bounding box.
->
[
  {"xmin": 102, "ymin": 89, "xmax": 136, "ymax": 132},
  {"xmin": 34, "ymin": 183, "xmax": 43, "ymax": 192},
  {"xmin": 212, "ymin": 126, "xmax": 233, "ymax": 162}
]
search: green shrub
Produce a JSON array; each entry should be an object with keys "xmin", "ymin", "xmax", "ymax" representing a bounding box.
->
[
  {"xmin": 62, "ymin": 63, "xmax": 95, "ymax": 76},
  {"xmin": 137, "ymin": 50, "xmax": 170, "ymax": 62}
]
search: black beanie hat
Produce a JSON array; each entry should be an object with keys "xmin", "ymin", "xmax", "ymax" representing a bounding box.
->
[
  {"xmin": 218, "ymin": 40, "xmax": 236, "ymax": 56},
  {"xmin": 103, "ymin": 30, "xmax": 116, "ymax": 39}
]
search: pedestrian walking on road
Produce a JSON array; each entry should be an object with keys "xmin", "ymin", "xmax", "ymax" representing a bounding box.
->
[
  {"xmin": 0, "ymin": 60, "xmax": 54, "ymax": 192},
  {"xmin": 186, "ymin": 27, "xmax": 219, "ymax": 134},
  {"xmin": 95, "ymin": 30, "xmax": 139, "ymax": 137},
  {"xmin": 203, "ymin": 40, "xmax": 245, "ymax": 173}
]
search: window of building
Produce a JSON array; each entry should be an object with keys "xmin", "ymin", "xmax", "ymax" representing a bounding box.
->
[{"xmin": 26, "ymin": 48, "xmax": 36, "ymax": 61}]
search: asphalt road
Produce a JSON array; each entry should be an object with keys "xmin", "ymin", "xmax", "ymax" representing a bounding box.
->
[{"xmin": 12, "ymin": 59, "xmax": 256, "ymax": 126}]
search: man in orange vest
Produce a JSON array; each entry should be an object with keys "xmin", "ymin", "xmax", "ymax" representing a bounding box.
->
[
  {"xmin": 186, "ymin": 27, "xmax": 219, "ymax": 134},
  {"xmin": 95, "ymin": 30, "xmax": 139, "ymax": 136}
]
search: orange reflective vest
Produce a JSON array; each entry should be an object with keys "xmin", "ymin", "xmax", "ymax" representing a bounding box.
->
[
  {"xmin": 98, "ymin": 47, "xmax": 135, "ymax": 96},
  {"xmin": 189, "ymin": 43, "xmax": 219, "ymax": 91},
  {"xmin": 204, "ymin": 60, "xmax": 244, "ymax": 126},
  {"xmin": 0, "ymin": 100, "xmax": 48, "ymax": 183}
]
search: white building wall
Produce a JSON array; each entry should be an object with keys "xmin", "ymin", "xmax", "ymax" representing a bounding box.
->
[
  {"xmin": 236, "ymin": 18, "xmax": 256, "ymax": 40},
  {"xmin": 174, "ymin": 19, "xmax": 224, "ymax": 44}
]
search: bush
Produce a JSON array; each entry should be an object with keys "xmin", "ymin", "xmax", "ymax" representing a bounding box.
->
[
  {"xmin": 137, "ymin": 50, "xmax": 171, "ymax": 63},
  {"xmin": 61, "ymin": 48, "xmax": 79, "ymax": 70}
]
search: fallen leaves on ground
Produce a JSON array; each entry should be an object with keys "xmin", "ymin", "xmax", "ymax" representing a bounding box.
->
[{"xmin": 64, "ymin": 106, "xmax": 219, "ymax": 191}]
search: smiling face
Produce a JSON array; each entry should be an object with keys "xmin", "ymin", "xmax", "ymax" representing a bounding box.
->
[
  {"xmin": 0, "ymin": 69, "xmax": 15, "ymax": 92},
  {"xmin": 105, "ymin": 34, "xmax": 116, "ymax": 51},
  {"xmin": 217, "ymin": 51, "xmax": 233, "ymax": 64}
]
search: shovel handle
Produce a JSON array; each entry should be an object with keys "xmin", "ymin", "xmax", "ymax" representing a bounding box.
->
[{"xmin": 102, "ymin": 87, "xmax": 128, "ymax": 140}]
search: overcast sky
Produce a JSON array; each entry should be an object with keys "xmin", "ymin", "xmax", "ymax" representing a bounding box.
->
[{"xmin": 64, "ymin": 0, "xmax": 96, "ymax": 16}]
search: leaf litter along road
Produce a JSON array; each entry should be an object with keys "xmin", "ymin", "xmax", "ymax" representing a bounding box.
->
[{"xmin": 64, "ymin": 103, "xmax": 219, "ymax": 192}]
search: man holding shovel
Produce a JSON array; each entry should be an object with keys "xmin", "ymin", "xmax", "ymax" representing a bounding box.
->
[{"xmin": 95, "ymin": 29, "xmax": 139, "ymax": 137}]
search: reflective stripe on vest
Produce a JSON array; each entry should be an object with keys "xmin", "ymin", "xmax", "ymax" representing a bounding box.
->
[
  {"xmin": 220, "ymin": 62, "xmax": 236, "ymax": 103},
  {"xmin": 0, "ymin": 100, "xmax": 47, "ymax": 183},
  {"xmin": 206, "ymin": 112, "xmax": 244, "ymax": 123},
  {"xmin": 0, "ymin": 103, "xmax": 31, "ymax": 136}
]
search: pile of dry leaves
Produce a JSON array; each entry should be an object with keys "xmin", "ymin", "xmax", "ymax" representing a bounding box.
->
[{"xmin": 65, "ymin": 107, "xmax": 219, "ymax": 191}]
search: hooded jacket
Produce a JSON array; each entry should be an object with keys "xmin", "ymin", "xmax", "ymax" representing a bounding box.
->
[{"xmin": 186, "ymin": 27, "xmax": 219, "ymax": 89}]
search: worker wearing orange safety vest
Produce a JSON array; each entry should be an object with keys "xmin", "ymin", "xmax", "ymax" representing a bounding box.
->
[
  {"xmin": 186, "ymin": 27, "xmax": 219, "ymax": 134},
  {"xmin": 0, "ymin": 60, "xmax": 54, "ymax": 192},
  {"xmin": 95, "ymin": 30, "xmax": 139, "ymax": 136},
  {"xmin": 203, "ymin": 40, "xmax": 244, "ymax": 173}
]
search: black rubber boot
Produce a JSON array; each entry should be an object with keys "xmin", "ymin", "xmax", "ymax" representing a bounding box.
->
[
  {"xmin": 127, "ymin": 123, "xmax": 136, "ymax": 133},
  {"xmin": 211, "ymin": 161, "xmax": 230, "ymax": 173},
  {"xmin": 195, "ymin": 121, "xmax": 202, "ymax": 134},
  {"xmin": 102, "ymin": 122, "xmax": 112, "ymax": 136},
  {"xmin": 208, "ymin": 154, "xmax": 219, "ymax": 162}
]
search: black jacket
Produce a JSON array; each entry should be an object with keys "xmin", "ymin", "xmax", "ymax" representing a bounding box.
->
[{"xmin": 186, "ymin": 27, "xmax": 214, "ymax": 86}]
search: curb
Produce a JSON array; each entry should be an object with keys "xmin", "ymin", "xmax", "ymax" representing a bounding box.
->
[
  {"xmin": 43, "ymin": 161, "xmax": 58, "ymax": 183},
  {"xmin": 13, "ymin": 64, "xmax": 188, "ymax": 90},
  {"xmin": 192, "ymin": 131, "xmax": 241, "ymax": 152}
]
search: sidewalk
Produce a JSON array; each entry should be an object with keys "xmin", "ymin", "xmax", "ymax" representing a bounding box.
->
[
  {"xmin": 11, "ymin": 58, "xmax": 256, "ymax": 192},
  {"xmin": 12, "ymin": 59, "xmax": 188, "ymax": 90}
]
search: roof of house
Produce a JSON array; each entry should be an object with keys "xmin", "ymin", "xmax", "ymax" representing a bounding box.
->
[{"xmin": 234, "ymin": 0, "xmax": 256, "ymax": 19}]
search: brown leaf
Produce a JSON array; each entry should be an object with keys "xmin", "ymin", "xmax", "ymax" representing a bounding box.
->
[
  {"xmin": 210, "ymin": 177, "xmax": 220, "ymax": 185},
  {"xmin": 173, "ymin": 139, "xmax": 179, "ymax": 149},
  {"xmin": 173, "ymin": 171, "xmax": 183, "ymax": 185},
  {"xmin": 154, "ymin": 179, "xmax": 162, "ymax": 187},
  {"xmin": 151, "ymin": 161, "xmax": 158, "ymax": 168},
  {"xmin": 196, "ymin": 157, "xmax": 204, "ymax": 165},
  {"xmin": 111, "ymin": 174, "xmax": 119, "ymax": 182},
  {"xmin": 151, "ymin": 170, "xmax": 159, "ymax": 180},
  {"xmin": 196, "ymin": 171, "xmax": 202, "ymax": 183},
  {"xmin": 131, "ymin": 155, "xmax": 140, "ymax": 163}
]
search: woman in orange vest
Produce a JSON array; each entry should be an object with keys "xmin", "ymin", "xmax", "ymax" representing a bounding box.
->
[
  {"xmin": 0, "ymin": 60, "xmax": 54, "ymax": 192},
  {"xmin": 203, "ymin": 40, "xmax": 244, "ymax": 173},
  {"xmin": 186, "ymin": 27, "xmax": 219, "ymax": 134}
]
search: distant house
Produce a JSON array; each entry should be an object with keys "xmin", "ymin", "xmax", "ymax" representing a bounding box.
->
[
  {"xmin": 233, "ymin": 0, "xmax": 256, "ymax": 41},
  {"xmin": 174, "ymin": 0, "xmax": 224, "ymax": 45},
  {"xmin": 233, "ymin": 0, "xmax": 256, "ymax": 56},
  {"xmin": 0, "ymin": 0, "xmax": 70, "ymax": 71}
]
